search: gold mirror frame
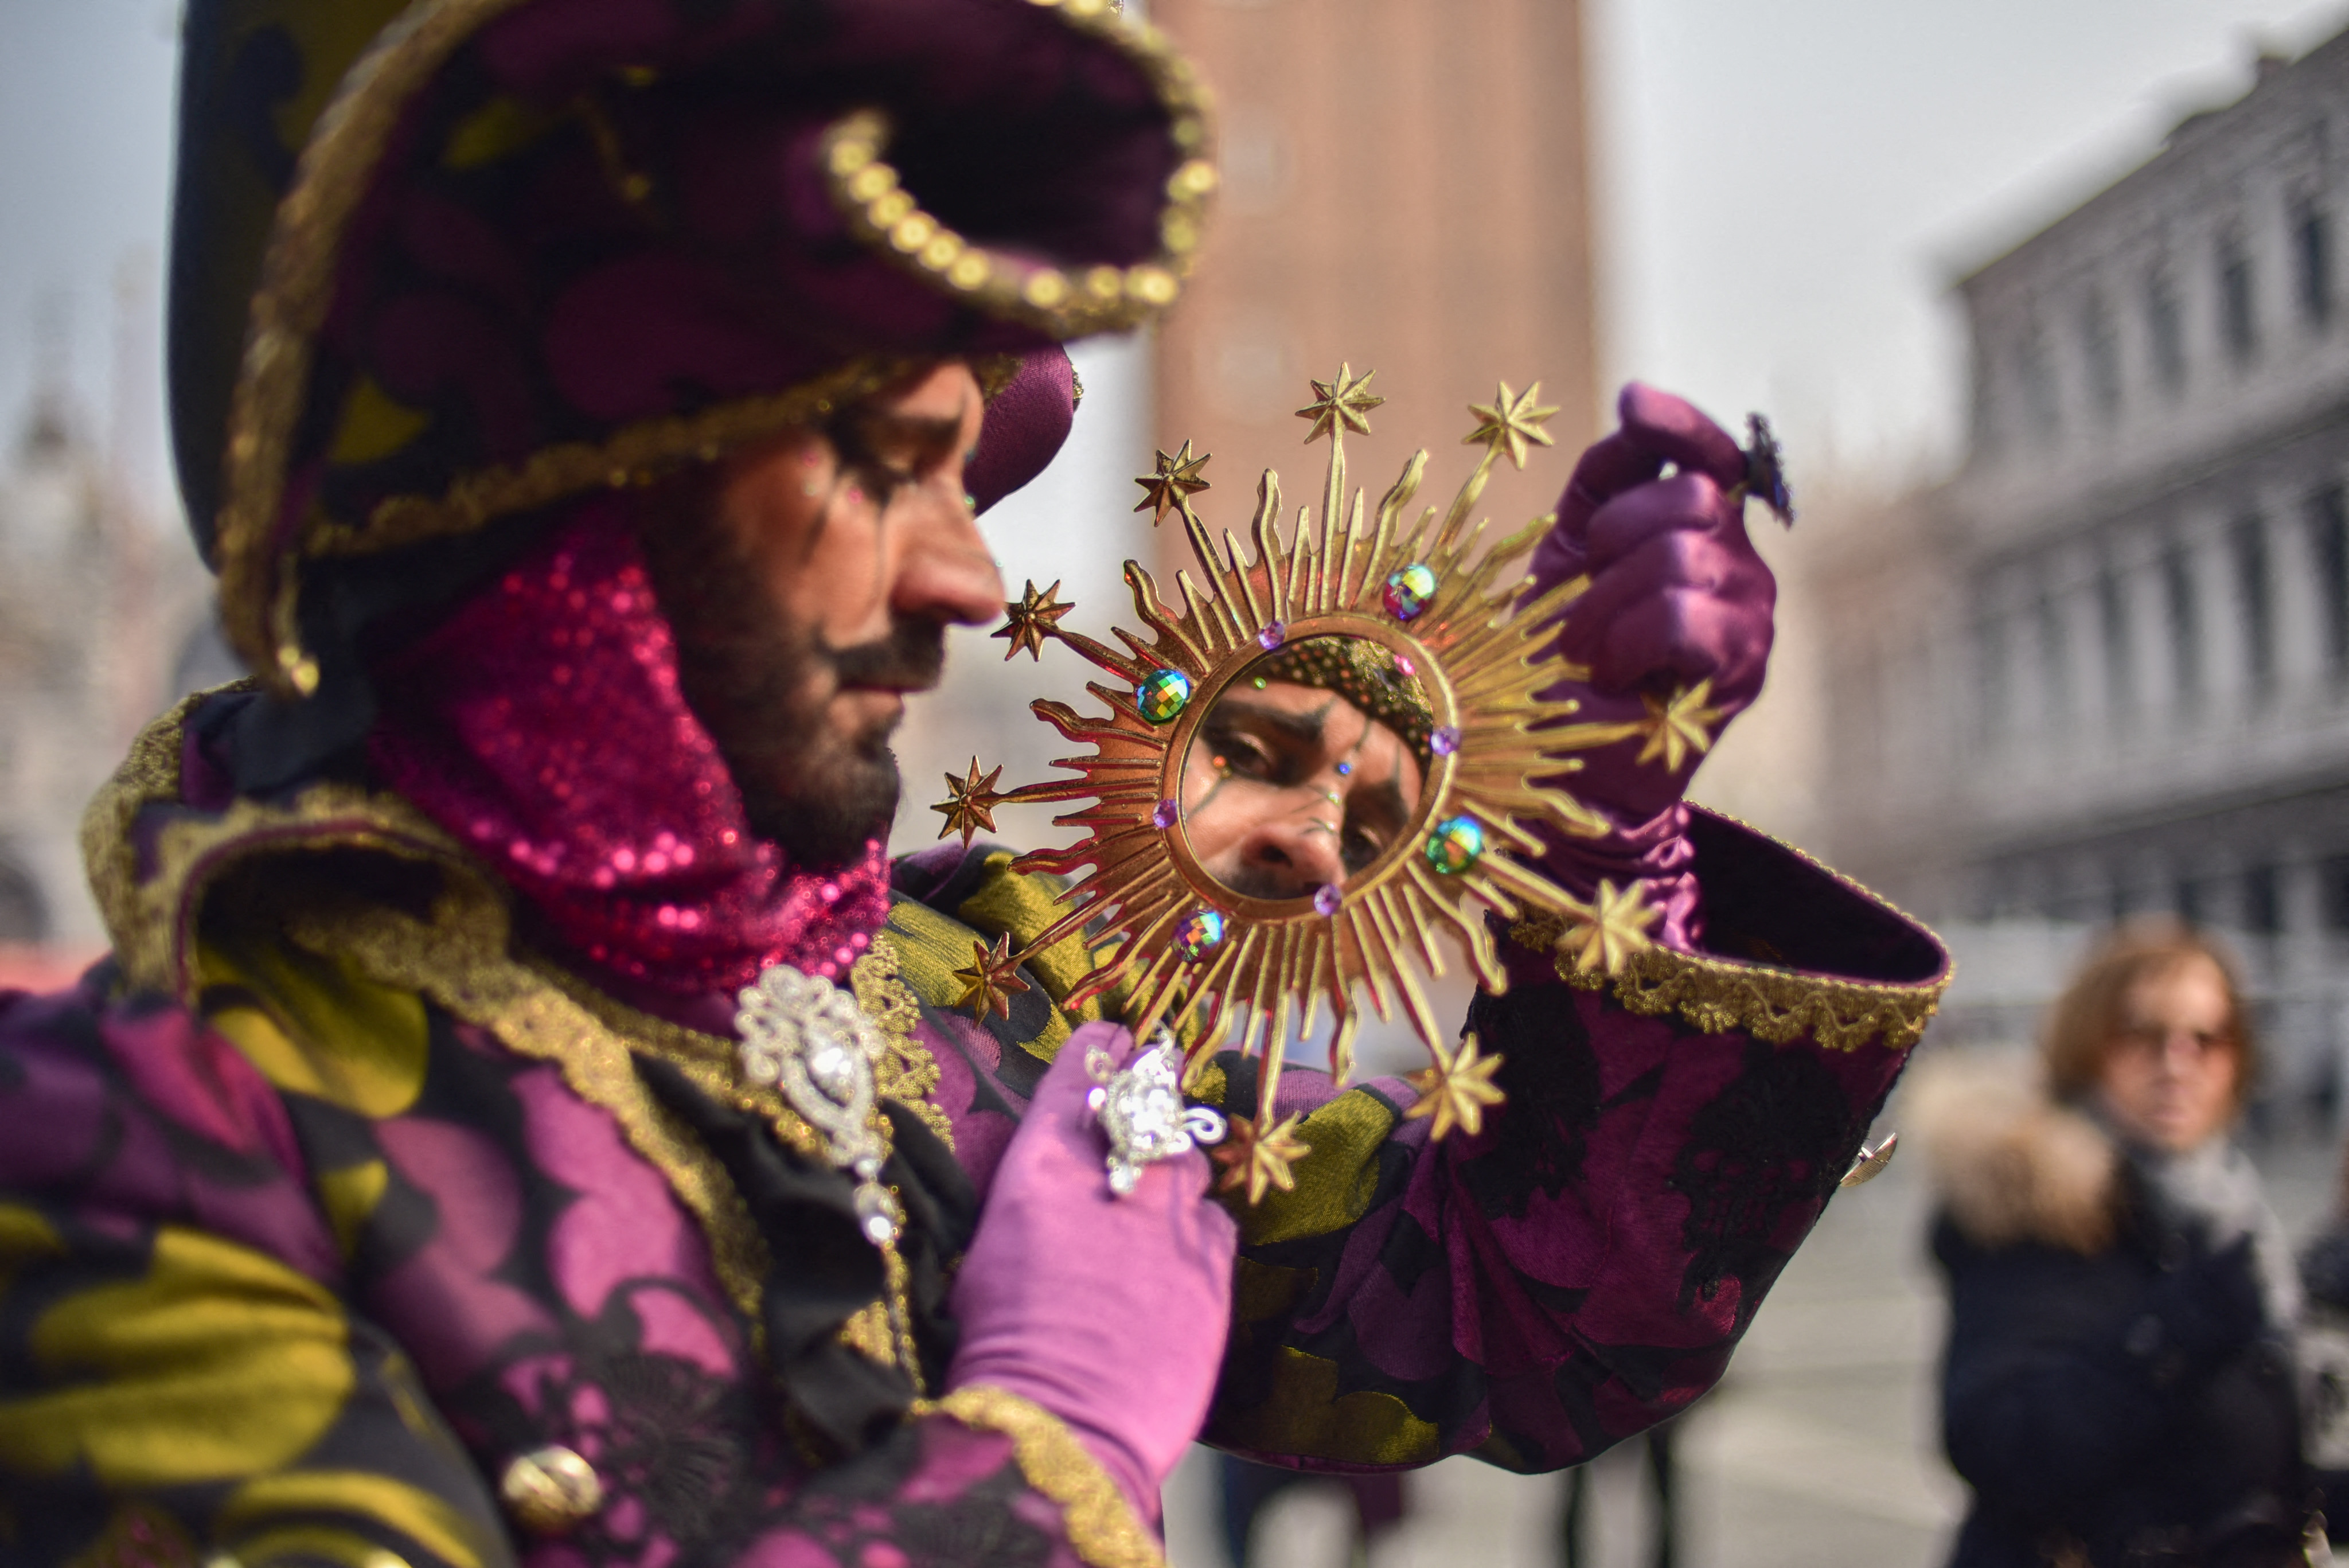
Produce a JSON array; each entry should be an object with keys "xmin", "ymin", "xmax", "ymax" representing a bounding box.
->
[{"xmin": 939, "ymin": 368, "xmax": 1684, "ymax": 1198}]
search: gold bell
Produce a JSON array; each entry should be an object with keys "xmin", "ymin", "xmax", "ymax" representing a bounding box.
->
[{"xmin": 500, "ymin": 1445, "xmax": 604, "ymax": 1535}]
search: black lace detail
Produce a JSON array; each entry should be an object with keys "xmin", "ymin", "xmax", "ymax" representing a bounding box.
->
[
  {"xmin": 1460, "ymin": 984, "xmax": 1604, "ymax": 1220},
  {"xmin": 1666, "ymin": 1040, "xmax": 1859, "ymax": 1322}
]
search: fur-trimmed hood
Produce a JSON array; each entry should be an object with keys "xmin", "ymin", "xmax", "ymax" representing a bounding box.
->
[{"xmin": 1907, "ymin": 1050, "xmax": 2120, "ymax": 1256}]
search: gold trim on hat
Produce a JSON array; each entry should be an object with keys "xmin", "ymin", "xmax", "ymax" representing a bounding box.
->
[{"xmin": 211, "ymin": 0, "xmax": 1215, "ymax": 698}]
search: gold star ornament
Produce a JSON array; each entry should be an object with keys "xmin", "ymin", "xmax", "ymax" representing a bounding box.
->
[
  {"xmin": 1212, "ymin": 1111, "xmax": 1312, "ymax": 1204},
  {"xmin": 950, "ymin": 933, "xmax": 1033, "ymax": 1021},
  {"xmin": 1634, "ymin": 680, "xmax": 1725, "ymax": 772},
  {"xmin": 1403, "ymin": 1033, "xmax": 1506, "ymax": 1141},
  {"xmin": 932, "ymin": 758, "xmax": 1008, "ymax": 847},
  {"xmin": 1464, "ymin": 381, "xmax": 1560, "ymax": 471},
  {"xmin": 1552, "ymin": 879, "xmax": 1662, "ymax": 976},
  {"xmin": 1294, "ymin": 364, "xmax": 1384, "ymax": 445},
  {"xmin": 993, "ymin": 579, "xmax": 1074, "ymax": 662},
  {"xmin": 1133, "ymin": 442, "xmax": 1212, "ymax": 525}
]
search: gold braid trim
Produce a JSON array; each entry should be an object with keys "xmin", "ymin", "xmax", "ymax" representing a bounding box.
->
[
  {"xmin": 80, "ymin": 703, "xmax": 949, "ymax": 1383},
  {"xmin": 1508, "ymin": 911, "xmax": 1945, "ymax": 1052},
  {"xmin": 277, "ymin": 888, "xmax": 775, "ymax": 1349},
  {"xmin": 211, "ymin": 0, "xmax": 1213, "ymax": 696},
  {"xmin": 916, "ymin": 1388, "xmax": 1165, "ymax": 1568}
]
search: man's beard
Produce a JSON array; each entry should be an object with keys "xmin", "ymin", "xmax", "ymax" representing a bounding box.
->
[{"xmin": 639, "ymin": 496, "xmax": 945, "ymax": 872}]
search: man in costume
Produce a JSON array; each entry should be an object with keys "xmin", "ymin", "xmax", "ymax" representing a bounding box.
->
[{"xmin": 0, "ymin": 1, "xmax": 1949, "ymax": 1563}]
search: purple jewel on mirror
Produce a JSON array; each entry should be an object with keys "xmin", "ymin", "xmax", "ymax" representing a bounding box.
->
[
  {"xmin": 1153, "ymin": 798, "xmax": 1180, "ymax": 830},
  {"xmin": 1258, "ymin": 621, "xmax": 1287, "ymax": 651},
  {"xmin": 1430, "ymin": 725, "xmax": 1461, "ymax": 757},
  {"xmin": 1312, "ymin": 883, "xmax": 1343, "ymax": 917},
  {"xmin": 1382, "ymin": 564, "xmax": 1437, "ymax": 622}
]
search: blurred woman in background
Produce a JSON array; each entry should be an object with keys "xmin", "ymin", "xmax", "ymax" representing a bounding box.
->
[{"xmin": 1916, "ymin": 920, "xmax": 2311, "ymax": 1567}]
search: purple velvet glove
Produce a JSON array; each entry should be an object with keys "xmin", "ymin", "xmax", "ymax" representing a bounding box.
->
[
  {"xmin": 1524, "ymin": 383, "xmax": 1777, "ymax": 948},
  {"xmin": 946, "ymin": 1023, "xmax": 1238, "ymax": 1526}
]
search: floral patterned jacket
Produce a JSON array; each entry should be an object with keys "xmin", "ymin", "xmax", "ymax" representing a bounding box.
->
[{"xmin": 0, "ymin": 699, "xmax": 1946, "ymax": 1566}]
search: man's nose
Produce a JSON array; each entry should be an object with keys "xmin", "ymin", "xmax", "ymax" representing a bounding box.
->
[
  {"xmin": 891, "ymin": 483, "xmax": 1005, "ymax": 628},
  {"xmin": 1240, "ymin": 814, "xmax": 1347, "ymax": 895}
]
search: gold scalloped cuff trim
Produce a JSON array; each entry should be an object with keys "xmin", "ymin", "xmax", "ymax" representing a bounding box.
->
[
  {"xmin": 916, "ymin": 1387, "xmax": 1164, "ymax": 1568},
  {"xmin": 1508, "ymin": 911, "xmax": 1945, "ymax": 1053}
]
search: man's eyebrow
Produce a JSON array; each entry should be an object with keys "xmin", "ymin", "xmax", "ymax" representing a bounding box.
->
[
  {"xmin": 1356, "ymin": 773, "xmax": 1410, "ymax": 826},
  {"xmin": 835, "ymin": 407, "xmax": 967, "ymax": 462},
  {"xmin": 1206, "ymin": 697, "xmax": 1328, "ymax": 747}
]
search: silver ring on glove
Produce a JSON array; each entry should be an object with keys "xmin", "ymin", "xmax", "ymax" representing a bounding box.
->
[{"xmin": 1085, "ymin": 1029, "xmax": 1228, "ymax": 1197}]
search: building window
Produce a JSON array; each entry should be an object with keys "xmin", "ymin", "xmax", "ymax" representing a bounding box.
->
[
  {"xmin": 2037, "ymin": 591, "xmax": 2071, "ymax": 723},
  {"xmin": 2244, "ymin": 864, "xmax": 2282, "ymax": 935},
  {"xmin": 2020, "ymin": 328, "xmax": 2061, "ymax": 436},
  {"xmin": 2082, "ymin": 291, "xmax": 2121, "ymax": 417},
  {"xmin": 2098, "ymin": 565, "xmax": 2132, "ymax": 718},
  {"xmin": 2233, "ymin": 515, "xmax": 2274, "ymax": 696},
  {"xmin": 2164, "ymin": 542, "xmax": 2200, "ymax": 701},
  {"xmin": 1970, "ymin": 340, "xmax": 2000, "ymax": 455},
  {"xmin": 1976, "ymin": 614, "xmax": 2010, "ymax": 742},
  {"xmin": 2147, "ymin": 266, "xmax": 2187, "ymax": 392},
  {"xmin": 2324, "ymin": 855, "xmax": 2349, "ymax": 929},
  {"xmin": 2298, "ymin": 202, "xmax": 2333, "ymax": 327},
  {"xmin": 0, "ymin": 857, "xmax": 42, "ymax": 945},
  {"xmin": 2311, "ymin": 483, "xmax": 2349, "ymax": 676},
  {"xmin": 2219, "ymin": 236, "xmax": 2258, "ymax": 364}
]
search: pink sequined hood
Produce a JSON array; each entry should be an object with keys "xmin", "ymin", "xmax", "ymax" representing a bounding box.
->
[{"xmin": 366, "ymin": 497, "xmax": 891, "ymax": 997}]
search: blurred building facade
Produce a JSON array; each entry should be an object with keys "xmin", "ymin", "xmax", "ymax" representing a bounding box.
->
[
  {"xmin": 0, "ymin": 386, "xmax": 210, "ymax": 956},
  {"xmin": 1811, "ymin": 29, "xmax": 2349, "ymax": 1093},
  {"xmin": 1148, "ymin": 0, "xmax": 1599, "ymax": 548}
]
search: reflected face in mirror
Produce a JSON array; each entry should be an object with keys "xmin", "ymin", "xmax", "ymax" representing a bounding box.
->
[{"xmin": 1178, "ymin": 641, "xmax": 1432, "ymax": 900}]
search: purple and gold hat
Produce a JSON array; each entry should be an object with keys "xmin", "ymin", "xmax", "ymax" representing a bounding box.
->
[{"xmin": 169, "ymin": 0, "xmax": 1215, "ymax": 697}]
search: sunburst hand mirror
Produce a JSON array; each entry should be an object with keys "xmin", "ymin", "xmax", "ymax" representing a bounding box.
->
[{"xmin": 935, "ymin": 367, "xmax": 1700, "ymax": 1200}]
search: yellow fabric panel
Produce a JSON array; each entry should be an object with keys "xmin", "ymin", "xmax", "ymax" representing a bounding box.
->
[
  {"xmin": 442, "ymin": 96, "xmax": 563, "ymax": 170},
  {"xmin": 951, "ymin": 854, "xmax": 1105, "ymax": 1015},
  {"xmin": 0, "ymin": 1203, "xmax": 64, "ymax": 1298},
  {"xmin": 888, "ymin": 896, "xmax": 1075, "ymax": 1070},
  {"xmin": 0, "ymin": 1225, "xmax": 352, "ymax": 1487},
  {"xmin": 220, "ymin": 1473, "xmax": 495, "ymax": 1568},
  {"xmin": 227, "ymin": 1526, "xmax": 413, "ymax": 1568},
  {"xmin": 1231, "ymin": 1257, "xmax": 1313, "ymax": 1326},
  {"xmin": 316, "ymin": 1160, "xmax": 389, "ymax": 1261},
  {"xmin": 198, "ymin": 931, "xmax": 430, "ymax": 1119},
  {"xmin": 1215, "ymin": 1345, "xmax": 1441, "ymax": 1466},
  {"xmin": 329, "ymin": 377, "xmax": 431, "ymax": 466},
  {"xmin": 224, "ymin": 1, "xmax": 413, "ymax": 158},
  {"xmin": 1230, "ymin": 1089, "xmax": 1396, "ymax": 1246}
]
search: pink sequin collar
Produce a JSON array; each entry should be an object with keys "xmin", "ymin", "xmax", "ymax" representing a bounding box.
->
[{"xmin": 366, "ymin": 498, "xmax": 891, "ymax": 996}]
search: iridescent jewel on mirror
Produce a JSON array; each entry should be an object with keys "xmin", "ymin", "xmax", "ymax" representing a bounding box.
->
[
  {"xmin": 1136, "ymin": 668, "xmax": 1192, "ymax": 724},
  {"xmin": 1423, "ymin": 815, "xmax": 1486, "ymax": 875},
  {"xmin": 1383, "ymin": 563, "xmax": 1437, "ymax": 621},
  {"xmin": 1173, "ymin": 908, "xmax": 1227, "ymax": 961}
]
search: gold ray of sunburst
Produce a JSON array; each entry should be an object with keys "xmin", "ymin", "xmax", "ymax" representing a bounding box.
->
[{"xmin": 949, "ymin": 369, "xmax": 1668, "ymax": 1189}]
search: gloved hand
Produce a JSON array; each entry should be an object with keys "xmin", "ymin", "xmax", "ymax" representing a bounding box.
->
[
  {"xmin": 2125, "ymin": 1232, "xmax": 2268, "ymax": 1386},
  {"xmin": 945, "ymin": 1023, "xmax": 1238, "ymax": 1526},
  {"xmin": 1523, "ymin": 384, "xmax": 1778, "ymax": 947}
]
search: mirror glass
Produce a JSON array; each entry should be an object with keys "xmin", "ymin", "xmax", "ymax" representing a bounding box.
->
[{"xmin": 1176, "ymin": 637, "xmax": 1439, "ymax": 903}]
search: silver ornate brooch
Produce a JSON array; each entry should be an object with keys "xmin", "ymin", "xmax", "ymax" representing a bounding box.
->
[
  {"xmin": 736, "ymin": 963, "xmax": 903, "ymax": 1246},
  {"xmin": 1086, "ymin": 1031, "xmax": 1227, "ymax": 1197}
]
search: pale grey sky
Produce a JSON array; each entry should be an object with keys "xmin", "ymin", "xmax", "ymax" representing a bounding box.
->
[{"xmin": 2, "ymin": 0, "xmax": 2346, "ymax": 520}]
